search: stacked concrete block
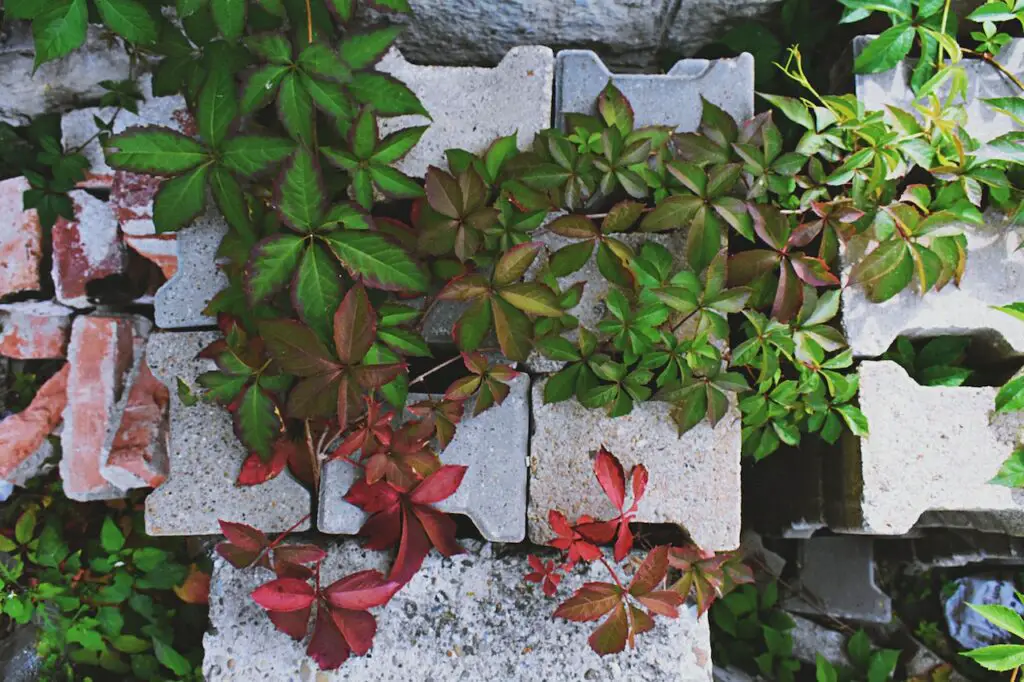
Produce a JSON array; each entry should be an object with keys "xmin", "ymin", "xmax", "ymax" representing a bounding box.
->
[
  {"xmin": 783, "ymin": 536, "xmax": 892, "ymax": 623},
  {"xmin": 0, "ymin": 177, "xmax": 43, "ymax": 299},
  {"xmin": 529, "ymin": 379, "xmax": 741, "ymax": 551},
  {"xmin": 555, "ymin": 50, "xmax": 754, "ymax": 131},
  {"xmin": 144, "ymin": 332, "xmax": 310, "ymax": 535},
  {"xmin": 203, "ymin": 540, "xmax": 713, "ymax": 681},
  {"xmin": 319, "ymin": 375, "xmax": 530, "ymax": 543},
  {"xmin": 377, "ymin": 48, "xmax": 554, "ymax": 178},
  {"xmin": 830, "ymin": 361, "xmax": 1024, "ymax": 535},
  {"xmin": 153, "ymin": 210, "xmax": 229, "ymax": 329},
  {"xmin": 0, "ymin": 302, "xmax": 74, "ymax": 359},
  {"xmin": 51, "ymin": 190, "xmax": 127, "ymax": 309}
]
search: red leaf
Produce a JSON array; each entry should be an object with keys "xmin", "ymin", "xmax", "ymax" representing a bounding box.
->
[
  {"xmin": 274, "ymin": 544, "xmax": 327, "ymax": 567},
  {"xmin": 629, "ymin": 603, "xmax": 656, "ymax": 634},
  {"xmin": 307, "ymin": 606, "xmax": 351, "ymax": 670},
  {"xmin": 524, "ymin": 555, "xmax": 562, "ymax": 597},
  {"xmin": 334, "ymin": 283, "xmax": 375, "ymax": 365},
  {"xmin": 219, "ymin": 520, "xmax": 269, "ymax": 552},
  {"xmin": 629, "ymin": 546, "xmax": 669, "ymax": 597},
  {"xmin": 331, "ymin": 608, "xmax": 377, "ymax": 656},
  {"xmin": 553, "ymin": 582, "xmax": 622, "ymax": 622},
  {"xmin": 251, "ymin": 578, "xmax": 316, "ymax": 612},
  {"xmin": 593, "ymin": 446, "xmax": 626, "ymax": 510},
  {"xmin": 637, "ymin": 590, "xmax": 683, "ymax": 618},
  {"xmin": 357, "ymin": 502, "xmax": 402, "ymax": 550},
  {"xmin": 444, "ymin": 374, "xmax": 481, "ymax": 401},
  {"xmin": 408, "ymin": 465, "xmax": 467, "ymax": 505},
  {"xmin": 236, "ymin": 440, "xmax": 292, "ymax": 486},
  {"xmin": 324, "ymin": 570, "xmax": 402, "ymax": 610},
  {"xmin": 613, "ymin": 521, "xmax": 634, "ymax": 563},
  {"xmin": 343, "ymin": 477, "xmax": 401, "ymax": 514},
  {"xmin": 215, "ymin": 542, "xmax": 261, "ymax": 569},
  {"xmin": 269, "ymin": 607, "xmax": 311, "ymax": 640},
  {"xmin": 630, "ymin": 464, "xmax": 649, "ymax": 505},
  {"xmin": 575, "ymin": 519, "xmax": 617, "ymax": 545},
  {"xmin": 390, "ymin": 506, "xmax": 432, "ymax": 584},
  {"xmin": 173, "ymin": 564, "xmax": 210, "ymax": 605},
  {"xmin": 588, "ymin": 603, "xmax": 629, "ymax": 655},
  {"xmin": 411, "ymin": 505, "xmax": 464, "ymax": 557}
]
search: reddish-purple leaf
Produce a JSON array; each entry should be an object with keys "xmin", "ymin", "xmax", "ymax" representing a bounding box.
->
[
  {"xmin": 637, "ymin": 591, "xmax": 684, "ymax": 618},
  {"xmin": 260, "ymin": 320, "xmax": 339, "ymax": 377},
  {"xmin": 390, "ymin": 506, "xmax": 432, "ymax": 584},
  {"xmin": 334, "ymin": 283, "xmax": 376, "ymax": 365},
  {"xmin": 324, "ymin": 569, "xmax": 402, "ymax": 610},
  {"xmin": 587, "ymin": 601, "xmax": 629, "ymax": 655},
  {"xmin": 554, "ymin": 582, "xmax": 623, "ymax": 623},
  {"xmin": 274, "ymin": 544, "xmax": 327, "ymax": 567},
  {"xmin": 307, "ymin": 607, "xmax": 351, "ymax": 670},
  {"xmin": 411, "ymin": 504, "xmax": 464, "ymax": 557},
  {"xmin": 629, "ymin": 546, "xmax": 669, "ymax": 597},
  {"xmin": 251, "ymin": 578, "xmax": 316, "ymax": 612},
  {"xmin": 493, "ymin": 241, "xmax": 544, "ymax": 287},
  {"xmin": 354, "ymin": 362, "xmax": 407, "ymax": 389},
  {"xmin": 408, "ymin": 465, "xmax": 467, "ymax": 505},
  {"xmin": 215, "ymin": 542, "xmax": 261, "ymax": 569},
  {"xmin": 331, "ymin": 607, "xmax": 377, "ymax": 656},
  {"xmin": 236, "ymin": 438, "xmax": 294, "ymax": 486},
  {"xmin": 771, "ymin": 259, "xmax": 803, "ymax": 322},
  {"xmin": 727, "ymin": 250, "xmax": 780, "ymax": 286},
  {"xmin": 268, "ymin": 607, "xmax": 311, "ymax": 640},
  {"xmin": 219, "ymin": 520, "xmax": 269, "ymax": 552},
  {"xmin": 593, "ymin": 446, "xmax": 626, "ymax": 511},
  {"xmin": 631, "ymin": 464, "xmax": 648, "ymax": 505},
  {"xmin": 790, "ymin": 254, "xmax": 839, "ymax": 286},
  {"xmin": 444, "ymin": 374, "xmax": 481, "ymax": 401}
]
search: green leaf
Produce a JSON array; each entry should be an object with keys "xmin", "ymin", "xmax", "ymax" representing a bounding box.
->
[
  {"xmin": 299, "ymin": 72, "xmax": 355, "ymax": 120},
  {"xmin": 968, "ymin": 2, "xmax": 1019, "ymax": 22},
  {"xmin": 849, "ymin": 240, "xmax": 913, "ymax": 302},
  {"xmin": 210, "ymin": 0, "xmax": 246, "ymax": 40},
  {"xmin": 969, "ymin": 604, "xmax": 1024, "ymax": 640},
  {"xmin": 153, "ymin": 638, "xmax": 193, "ymax": 676},
  {"xmin": 94, "ymin": 0, "xmax": 158, "ymax": 44},
  {"xmin": 758, "ymin": 93, "xmax": 814, "ymax": 129},
  {"xmin": 996, "ymin": 375, "xmax": 1024, "ymax": 413},
  {"xmin": 499, "ymin": 282, "xmax": 563, "ymax": 316},
  {"xmin": 348, "ymin": 72, "xmax": 428, "ymax": 116},
  {"xmin": 325, "ymin": 231, "xmax": 427, "ymax": 292},
  {"xmin": 112, "ymin": 635, "xmax": 151, "ymax": 654},
  {"xmin": 836, "ymin": 404, "xmax": 869, "ymax": 437},
  {"xmin": 197, "ymin": 67, "xmax": 238, "ymax": 148},
  {"xmin": 247, "ymin": 234, "xmax": 306, "ymax": 303},
  {"xmin": 370, "ymin": 0, "xmax": 412, "ymax": 12},
  {"xmin": 294, "ymin": 244, "xmax": 344, "ymax": 342},
  {"xmin": 245, "ymin": 34, "xmax": 291, "ymax": 63},
  {"xmin": 996, "ymin": 302, "xmax": 1024, "ymax": 323},
  {"xmin": 341, "ymin": 25, "xmax": 403, "ymax": 69},
  {"xmin": 236, "ymin": 385, "xmax": 280, "ymax": 458},
  {"xmin": 326, "ymin": 0, "xmax": 353, "ymax": 21},
  {"xmin": 378, "ymin": 328, "xmax": 430, "ymax": 356},
  {"xmin": 106, "ymin": 129, "xmax": 209, "ymax": 175},
  {"xmin": 101, "ymin": 517, "xmax": 126, "ymax": 553},
  {"xmin": 373, "ymin": 126, "xmax": 427, "ymax": 165},
  {"xmin": 277, "ymin": 148, "xmax": 323, "ymax": 231},
  {"xmin": 277, "ymin": 73, "xmax": 315, "ymax": 146},
  {"xmin": 6, "ymin": 0, "xmax": 48, "ymax": 19},
  {"xmin": 991, "ymin": 447, "xmax": 1024, "ymax": 488},
  {"xmin": 209, "ymin": 166, "xmax": 251, "ymax": 233},
  {"xmin": 219, "ymin": 136, "xmax": 294, "ymax": 177},
  {"xmin": 14, "ymin": 509, "xmax": 36, "ymax": 544},
  {"xmin": 985, "ymin": 97, "xmax": 1024, "ymax": 127},
  {"xmin": 549, "ymin": 240, "xmax": 595, "ymax": 277},
  {"xmin": 369, "ymin": 166, "xmax": 424, "ymax": 198},
  {"xmin": 598, "ymin": 82, "xmax": 634, "ymax": 136},
  {"xmin": 153, "ymin": 165, "xmax": 209, "ymax": 233},
  {"xmin": 855, "ymin": 23, "xmax": 915, "ymax": 73},
  {"xmin": 241, "ymin": 65, "xmax": 288, "ymax": 114},
  {"xmin": 33, "ymin": 0, "xmax": 89, "ymax": 67},
  {"xmin": 962, "ymin": 644, "xmax": 1024, "ymax": 672}
]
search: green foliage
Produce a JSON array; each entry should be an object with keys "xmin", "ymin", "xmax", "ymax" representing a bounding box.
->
[
  {"xmin": 883, "ymin": 336, "xmax": 973, "ymax": 386},
  {"xmin": 962, "ymin": 595, "xmax": 1024, "ymax": 673},
  {"xmin": 0, "ymin": 479, "xmax": 206, "ymax": 680},
  {"xmin": 710, "ymin": 581, "xmax": 802, "ymax": 680},
  {"xmin": 815, "ymin": 630, "xmax": 900, "ymax": 682}
]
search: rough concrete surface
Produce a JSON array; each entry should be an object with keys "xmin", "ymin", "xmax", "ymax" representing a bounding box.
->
[
  {"xmin": 783, "ymin": 536, "xmax": 892, "ymax": 623},
  {"xmin": 204, "ymin": 540, "xmax": 713, "ymax": 681},
  {"xmin": 153, "ymin": 209, "xmax": 228, "ymax": 329}
]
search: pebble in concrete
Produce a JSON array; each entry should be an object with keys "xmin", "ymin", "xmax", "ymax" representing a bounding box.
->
[
  {"xmin": 833, "ymin": 361, "xmax": 1024, "ymax": 535},
  {"xmin": 529, "ymin": 379, "xmax": 741, "ymax": 551},
  {"xmin": 554, "ymin": 50, "xmax": 754, "ymax": 132},
  {"xmin": 153, "ymin": 209, "xmax": 229, "ymax": 329},
  {"xmin": 854, "ymin": 36, "xmax": 1023, "ymax": 146},
  {"xmin": 0, "ymin": 177, "xmax": 43, "ymax": 299},
  {"xmin": 377, "ymin": 47, "xmax": 554, "ymax": 179},
  {"xmin": 783, "ymin": 536, "xmax": 892, "ymax": 623},
  {"xmin": 203, "ymin": 540, "xmax": 713, "ymax": 681},
  {"xmin": 144, "ymin": 331, "xmax": 310, "ymax": 535},
  {"xmin": 843, "ymin": 211, "xmax": 1024, "ymax": 358},
  {"xmin": 51, "ymin": 191, "xmax": 126, "ymax": 309},
  {"xmin": 0, "ymin": 302, "xmax": 74, "ymax": 359},
  {"xmin": 319, "ymin": 375, "xmax": 530, "ymax": 543}
]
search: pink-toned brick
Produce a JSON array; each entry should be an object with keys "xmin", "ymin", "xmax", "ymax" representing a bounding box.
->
[
  {"xmin": 112, "ymin": 171, "xmax": 163, "ymax": 236},
  {"xmin": 124, "ymin": 234, "xmax": 178, "ymax": 279},
  {"xmin": 0, "ymin": 301, "xmax": 74, "ymax": 359},
  {"xmin": 52, "ymin": 190, "xmax": 126, "ymax": 308},
  {"xmin": 102, "ymin": 360, "xmax": 169, "ymax": 489},
  {"xmin": 0, "ymin": 177, "xmax": 43, "ymax": 298},
  {"xmin": 0, "ymin": 365, "xmax": 69, "ymax": 479},
  {"xmin": 60, "ymin": 316, "xmax": 135, "ymax": 500}
]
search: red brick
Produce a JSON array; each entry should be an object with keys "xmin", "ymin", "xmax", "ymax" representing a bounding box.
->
[
  {"xmin": 60, "ymin": 316, "xmax": 135, "ymax": 500},
  {"xmin": 0, "ymin": 177, "xmax": 43, "ymax": 298},
  {"xmin": 0, "ymin": 365, "xmax": 69, "ymax": 479},
  {"xmin": 52, "ymin": 190, "xmax": 126, "ymax": 308},
  {"xmin": 112, "ymin": 171, "xmax": 163, "ymax": 236},
  {"xmin": 124, "ymin": 234, "xmax": 178, "ymax": 279},
  {"xmin": 0, "ymin": 301, "xmax": 74, "ymax": 359},
  {"xmin": 102, "ymin": 360, "xmax": 169, "ymax": 489}
]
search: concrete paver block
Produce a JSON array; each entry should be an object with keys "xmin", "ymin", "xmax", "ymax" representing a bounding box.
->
[
  {"xmin": 0, "ymin": 301, "xmax": 74, "ymax": 359},
  {"xmin": 831, "ymin": 361, "xmax": 1024, "ymax": 535},
  {"xmin": 319, "ymin": 375, "xmax": 530, "ymax": 543},
  {"xmin": 153, "ymin": 210, "xmax": 228, "ymax": 329},
  {"xmin": 783, "ymin": 536, "xmax": 892, "ymax": 623},
  {"xmin": 377, "ymin": 47, "xmax": 554, "ymax": 179},
  {"xmin": 528, "ymin": 379, "xmax": 741, "ymax": 551},
  {"xmin": 554, "ymin": 50, "xmax": 754, "ymax": 132},
  {"xmin": 203, "ymin": 539, "xmax": 713, "ymax": 681},
  {"xmin": 144, "ymin": 331, "xmax": 310, "ymax": 535}
]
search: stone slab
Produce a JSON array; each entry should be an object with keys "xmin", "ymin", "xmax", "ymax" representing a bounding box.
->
[
  {"xmin": 788, "ymin": 614, "xmax": 851, "ymax": 668},
  {"xmin": 52, "ymin": 190, "xmax": 126, "ymax": 309},
  {"xmin": 0, "ymin": 301, "xmax": 74, "ymax": 360},
  {"xmin": 144, "ymin": 331, "xmax": 310, "ymax": 535},
  {"xmin": 783, "ymin": 536, "xmax": 892, "ymax": 623},
  {"xmin": 528, "ymin": 379, "xmax": 741, "ymax": 551},
  {"xmin": 0, "ymin": 177, "xmax": 43, "ymax": 299},
  {"xmin": 377, "ymin": 47, "xmax": 554, "ymax": 179},
  {"xmin": 153, "ymin": 209, "xmax": 228, "ymax": 329},
  {"xmin": 664, "ymin": 1, "xmax": 785, "ymax": 58},
  {"xmin": 832, "ymin": 361, "xmax": 1024, "ymax": 535},
  {"xmin": 842, "ymin": 212, "xmax": 1024, "ymax": 358},
  {"xmin": 854, "ymin": 36, "xmax": 1024, "ymax": 147},
  {"xmin": 0, "ymin": 25, "xmax": 131, "ymax": 124},
  {"xmin": 554, "ymin": 50, "xmax": 754, "ymax": 132},
  {"xmin": 203, "ymin": 539, "xmax": 713, "ymax": 681},
  {"xmin": 319, "ymin": 375, "xmax": 530, "ymax": 542}
]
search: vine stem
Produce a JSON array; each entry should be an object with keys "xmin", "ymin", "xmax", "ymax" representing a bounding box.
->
[
  {"xmin": 1011, "ymin": 666, "xmax": 1020, "ymax": 682},
  {"xmin": 268, "ymin": 513, "xmax": 312, "ymax": 551},
  {"xmin": 304, "ymin": 0, "xmax": 313, "ymax": 44},
  {"xmin": 963, "ymin": 48, "xmax": 1024, "ymax": 92},
  {"xmin": 936, "ymin": 0, "xmax": 951, "ymax": 68},
  {"xmin": 408, "ymin": 354, "xmax": 465, "ymax": 387}
]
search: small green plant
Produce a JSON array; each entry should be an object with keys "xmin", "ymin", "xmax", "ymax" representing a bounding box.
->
[
  {"xmin": 989, "ymin": 302, "xmax": 1024, "ymax": 488},
  {"xmin": 883, "ymin": 336, "xmax": 973, "ymax": 387},
  {"xmin": 0, "ymin": 480, "xmax": 207, "ymax": 680},
  {"xmin": 710, "ymin": 581, "xmax": 801, "ymax": 680},
  {"xmin": 961, "ymin": 595, "xmax": 1024, "ymax": 676},
  {"xmin": 815, "ymin": 629, "xmax": 900, "ymax": 682}
]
